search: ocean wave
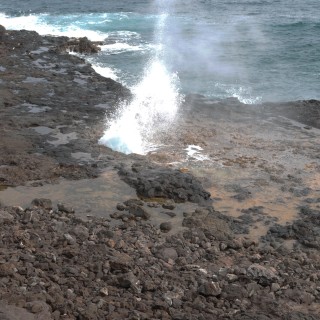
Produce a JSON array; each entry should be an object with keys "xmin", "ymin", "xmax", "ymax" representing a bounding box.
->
[
  {"xmin": 108, "ymin": 30, "xmax": 141, "ymax": 39},
  {"xmin": 213, "ymin": 83, "xmax": 262, "ymax": 105},
  {"xmin": 90, "ymin": 64, "xmax": 119, "ymax": 81},
  {"xmin": 101, "ymin": 42, "xmax": 144, "ymax": 53},
  {"xmin": 0, "ymin": 12, "xmax": 106, "ymax": 41}
]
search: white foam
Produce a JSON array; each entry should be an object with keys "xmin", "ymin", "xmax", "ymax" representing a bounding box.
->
[
  {"xmin": 0, "ymin": 13, "xmax": 106, "ymax": 41},
  {"xmin": 101, "ymin": 42, "xmax": 143, "ymax": 53},
  {"xmin": 185, "ymin": 145, "xmax": 210, "ymax": 161},
  {"xmin": 91, "ymin": 64, "xmax": 118, "ymax": 80},
  {"xmin": 108, "ymin": 30, "xmax": 141, "ymax": 39},
  {"xmin": 226, "ymin": 86, "xmax": 261, "ymax": 104},
  {"xmin": 99, "ymin": 11, "xmax": 182, "ymax": 155}
]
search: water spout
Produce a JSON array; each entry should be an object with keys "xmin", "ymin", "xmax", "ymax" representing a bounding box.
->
[{"xmin": 99, "ymin": 10, "xmax": 182, "ymax": 154}]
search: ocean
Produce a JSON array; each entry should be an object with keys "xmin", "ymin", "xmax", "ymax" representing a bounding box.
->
[{"xmin": 1, "ymin": 0, "xmax": 319, "ymax": 104}]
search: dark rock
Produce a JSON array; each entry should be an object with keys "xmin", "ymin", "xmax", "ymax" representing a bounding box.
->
[
  {"xmin": 31, "ymin": 198, "xmax": 53, "ymax": 210},
  {"xmin": 117, "ymin": 272, "xmax": 138, "ymax": 289},
  {"xmin": 116, "ymin": 203, "xmax": 126, "ymax": 211},
  {"xmin": 56, "ymin": 37, "xmax": 102, "ymax": 54},
  {"xmin": 57, "ymin": 203, "xmax": 74, "ymax": 213},
  {"xmin": 110, "ymin": 253, "xmax": 133, "ymax": 272},
  {"xmin": 119, "ymin": 163, "xmax": 211, "ymax": 203},
  {"xmin": 160, "ymin": 222, "xmax": 172, "ymax": 233},
  {"xmin": 161, "ymin": 211, "xmax": 176, "ymax": 218},
  {"xmin": 198, "ymin": 282, "xmax": 221, "ymax": 296},
  {"xmin": 123, "ymin": 199, "xmax": 144, "ymax": 206},
  {"xmin": 128, "ymin": 204, "xmax": 151, "ymax": 220},
  {"xmin": 162, "ymin": 201, "xmax": 175, "ymax": 210}
]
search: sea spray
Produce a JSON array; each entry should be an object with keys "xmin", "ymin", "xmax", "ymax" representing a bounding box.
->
[{"xmin": 99, "ymin": 12, "xmax": 182, "ymax": 154}]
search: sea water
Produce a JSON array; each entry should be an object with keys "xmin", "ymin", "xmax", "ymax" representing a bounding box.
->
[
  {"xmin": 1, "ymin": 0, "xmax": 319, "ymax": 103},
  {"xmin": 1, "ymin": 0, "xmax": 320, "ymax": 153}
]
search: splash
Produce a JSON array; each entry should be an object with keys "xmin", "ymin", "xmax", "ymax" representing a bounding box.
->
[{"xmin": 99, "ymin": 13, "xmax": 182, "ymax": 154}]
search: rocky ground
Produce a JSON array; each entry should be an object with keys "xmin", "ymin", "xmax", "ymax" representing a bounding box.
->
[{"xmin": 1, "ymin": 25, "xmax": 320, "ymax": 319}]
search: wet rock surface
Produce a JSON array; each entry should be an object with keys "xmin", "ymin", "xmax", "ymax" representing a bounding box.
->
[
  {"xmin": 1, "ymin": 26, "xmax": 320, "ymax": 319},
  {"xmin": 0, "ymin": 25, "xmax": 130, "ymax": 186}
]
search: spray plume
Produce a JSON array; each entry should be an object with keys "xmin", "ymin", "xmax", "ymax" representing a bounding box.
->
[{"xmin": 99, "ymin": 4, "xmax": 182, "ymax": 154}]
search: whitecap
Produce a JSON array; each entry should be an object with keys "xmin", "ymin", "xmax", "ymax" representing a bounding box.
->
[
  {"xmin": 91, "ymin": 64, "xmax": 118, "ymax": 81},
  {"xmin": 0, "ymin": 13, "xmax": 106, "ymax": 41},
  {"xmin": 100, "ymin": 43, "xmax": 143, "ymax": 53}
]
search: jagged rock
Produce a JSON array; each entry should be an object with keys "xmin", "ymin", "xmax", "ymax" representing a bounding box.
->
[
  {"xmin": 55, "ymin": 37, "xmax": 102, "ymax": 54},
  {"xmin": 128, "ymin": 204, "xmax": 151, "ymax": 220},
  {"xmin": 118, "ymin": 163, "xmax": 211, "ymax": 203},
  {"xmin": 247, "ymin": 264, "xmax": 279, "ymax": 286},
  {"xmin": 31, "ymin": 198, "xmax": 53, "ymax": 210},
  {"xmin": 198, "ymin": 282, "xmax": 221, "ymax": 296}
]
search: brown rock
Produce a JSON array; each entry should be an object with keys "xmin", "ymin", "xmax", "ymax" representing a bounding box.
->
[{"xmin": 198, "ymin": 282, "xmax": 222, "ymax": 296}]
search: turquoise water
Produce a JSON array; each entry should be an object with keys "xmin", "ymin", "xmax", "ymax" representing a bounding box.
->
[{"xmin": 1, "ymin": 0, "xmax": 319, "ymax": 103}]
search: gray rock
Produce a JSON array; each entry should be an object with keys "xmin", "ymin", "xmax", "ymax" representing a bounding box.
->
[
  {"xmin": 128, "ymin": 204, "xmax": 151, "ymax": 220},
  {"xmin": 247, "ymin": 264, "xmax": 279, "ymax": 286},
  {"xmin": 0, "ymin": 210, "xmax": 14, "ymax": 223},
  {"xmin": 63, "ymin": 233, "xmax": 76, "ymax": 245},
  {"xmin": 156, "ymin": 247, "xmax": 178, "ymax": 261},
  {"xmin": 57, "ymin": 202, "xmax": 74, "ymax": 213},
  {"xmin": 117, "ymin": 272, "xmax": 139, "ymax": 289},
  {"xmin": 270, "ymin": 282, "xmax": 280, "ymax": 292},
  {"xmin": 72, "ymin": 225, "xmax": 89, "ymax": 241},
  {"xmin": 0, "ymin": 300, "xmax": 36, "ymax": 320},
  {"xmin": 162, "ymin": 200, "xmax": 175, "ymax": 210}
]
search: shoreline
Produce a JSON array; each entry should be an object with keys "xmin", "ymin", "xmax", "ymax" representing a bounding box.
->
[{"xmin": 1, "ymin": 26, "xmax": 320, "ymax": 319}]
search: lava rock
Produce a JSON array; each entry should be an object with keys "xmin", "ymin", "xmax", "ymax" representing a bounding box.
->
[
  {"xmin": 160, "ymin": 222, "xmax": 172, "ymax": 233},
  {"xmin": 119, "ymin": 163, "xmax": 211, "ymax": 203},
  {"xmin": 31, "ymin": 198, "xmax": 53, "ymax": 210},
  {"xmin": 247, "ymin": 264, "xmax": 279, "ymax": 286},
  {"xmin": 198, "ymin": 282, "xmax": 221, "ymax": 296}
]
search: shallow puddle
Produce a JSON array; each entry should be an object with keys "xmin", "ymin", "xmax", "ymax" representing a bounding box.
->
[
  {"xmin": 208, "ymin": 185, "xmax": 300, "ymax": 239},
  {"xmin": 0, "ymin": 169, "xmax": 199, "ymax": 232},
  {"xmin": 185, "ymin": 165, "xmax": 303, "ymax": 240},
  {"xmin": 0, "ymin": 170, "xmax": 136, "ymax": 219}
]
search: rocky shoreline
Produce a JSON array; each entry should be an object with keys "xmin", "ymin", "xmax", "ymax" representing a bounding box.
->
[{"xmin": 1, "ymin": 26, "xmax": 320, "ymax": 319}]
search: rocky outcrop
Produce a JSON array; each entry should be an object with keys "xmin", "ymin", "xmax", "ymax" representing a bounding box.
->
[
  {"xmin": 118, "ymin": 162, "xmax": 211, "ymax": 203},
  {"xmin": 55, "ymin": 37, "xmax": 103, "ymax": 54}
]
